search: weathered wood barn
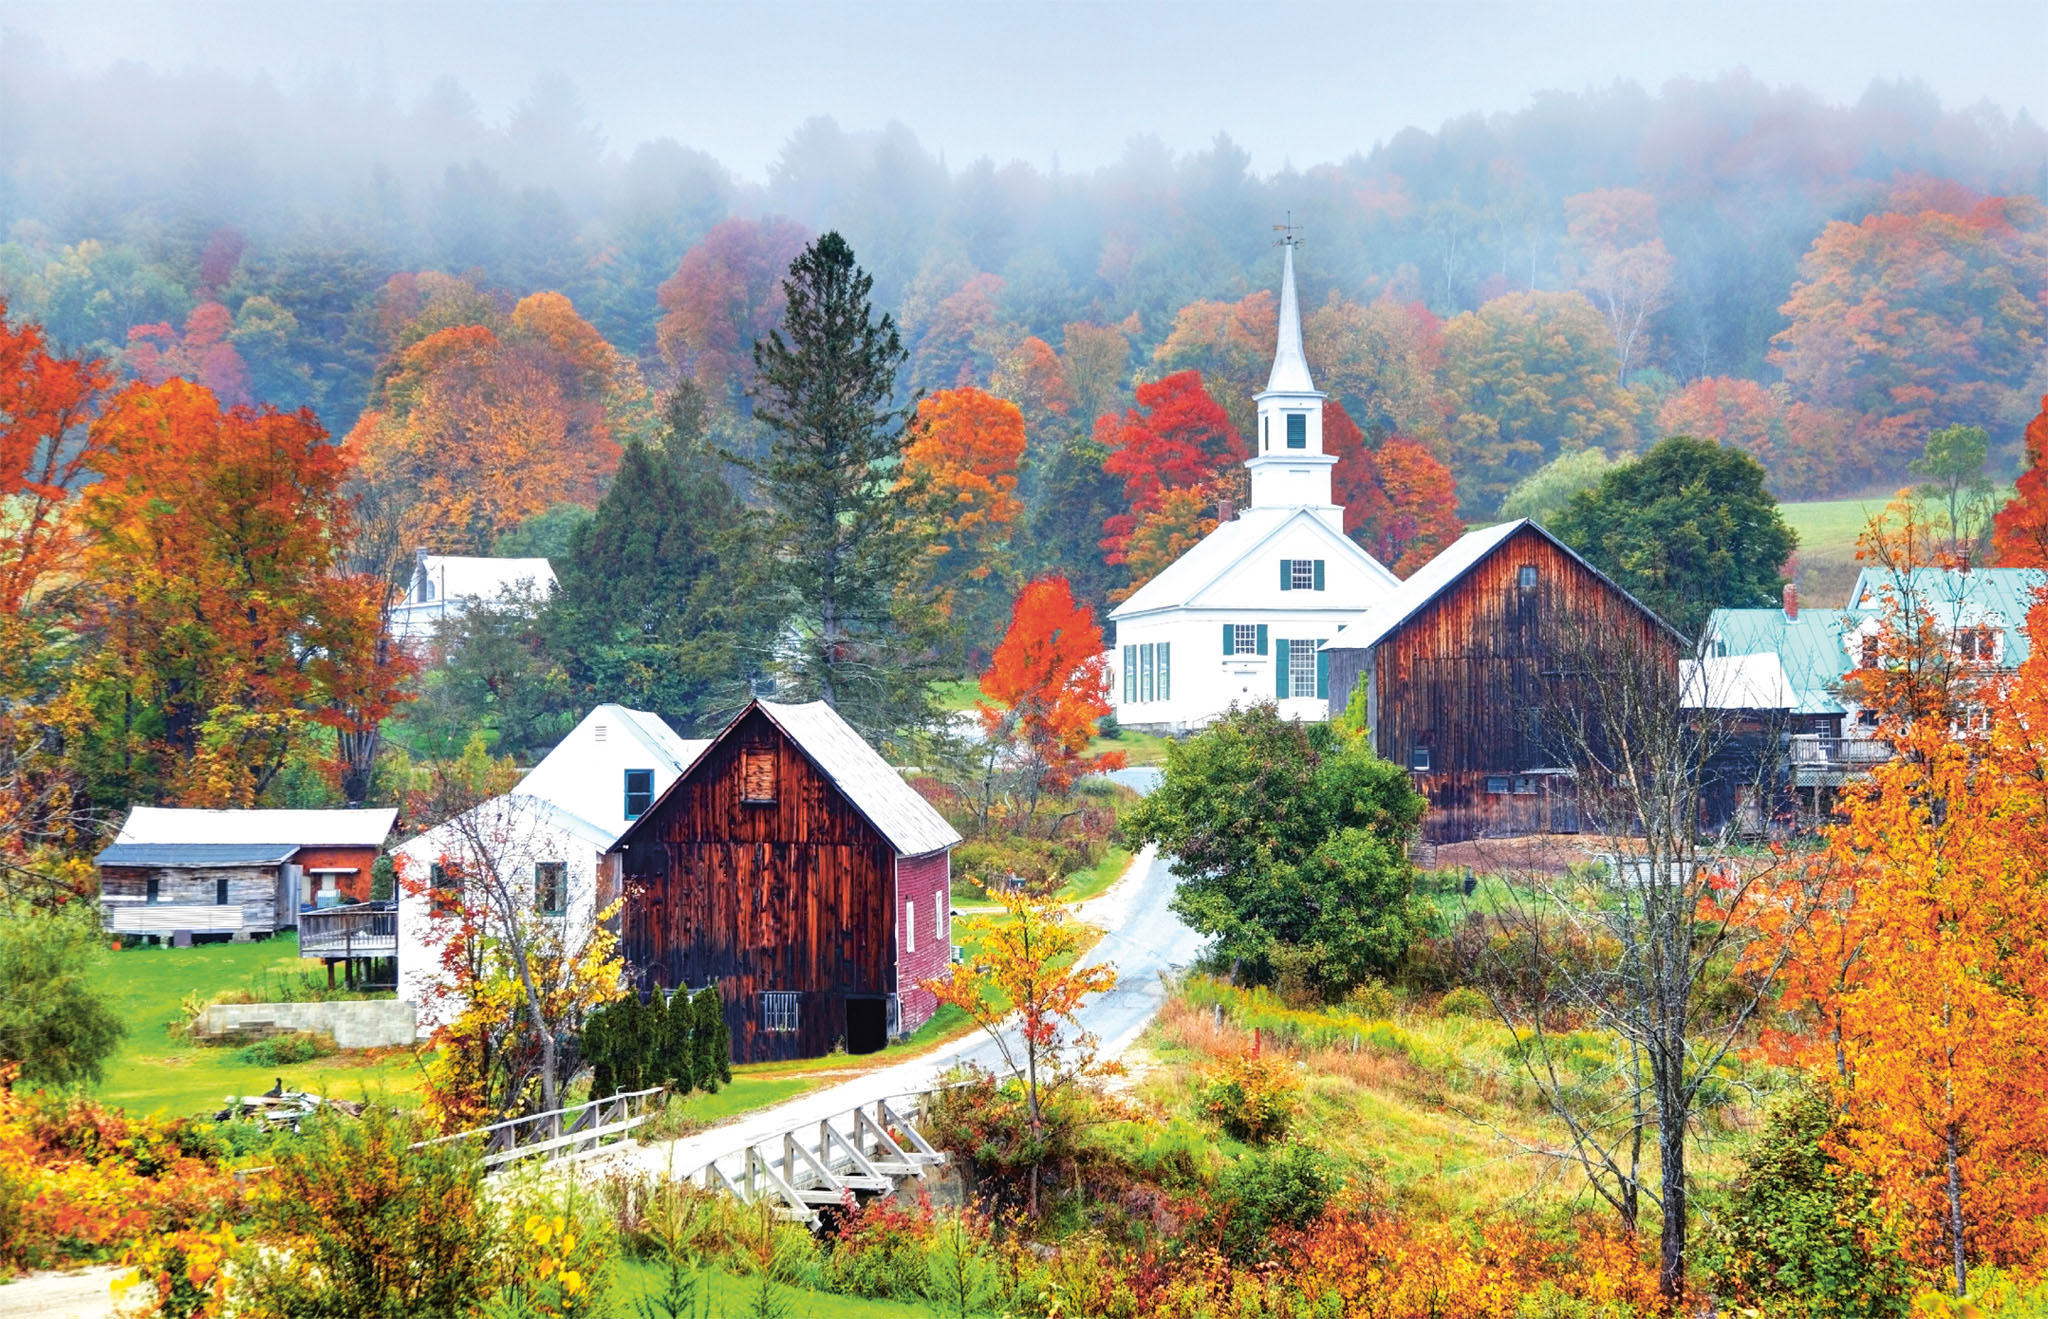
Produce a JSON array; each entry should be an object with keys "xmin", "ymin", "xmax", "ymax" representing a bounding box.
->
[
  {"xmin": 1321, "ymin": 520, "xmax": 1683, "ymax": 844},
  {"xmin": 611, "ymin": 699, "xmax": 962, "ymax": 1063},
  {"xmin": 97, "ymin": 807, "xmax": 399, "ymax": 942}
]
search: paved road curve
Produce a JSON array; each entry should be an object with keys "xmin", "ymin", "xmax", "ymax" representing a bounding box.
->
[{"xmin": 612, "ymin": 842, "xmax": 1205, "ymax": 1181}]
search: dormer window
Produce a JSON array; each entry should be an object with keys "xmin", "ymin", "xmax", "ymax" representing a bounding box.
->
[
  {"xmin": 1285, "ymin": 413, "xmax": 1307, "ymax": 449},
  {"xmin": 623, "ymin": 768, "xmax": 654, "ymax": 818}
]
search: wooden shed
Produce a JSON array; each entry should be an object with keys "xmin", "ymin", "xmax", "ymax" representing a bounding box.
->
[
  {"xmin": 611, "ymin": 699, "xmax": 962, "ymax": 1063},
  {"xmin": 1321, "ymin": 520, "xmax": 1682, "ymax": 845},
  {"xmin": 97, "ymin": 807, "xmax": 398, "ymax": 942}
]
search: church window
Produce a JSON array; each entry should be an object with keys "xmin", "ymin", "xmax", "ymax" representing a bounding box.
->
[
  {"xmin": 1123, "ymin": 645, "xmax": 1137, "ymax": 702},
  {"xmin": 1230, "ymin": 624, "xmax": 1258, "ymax": 655},
  {"xmin": 1285, "ymin": 413, "xmax": 1307, "ymax": 449},
  {"xmin": 1283, "ymin": 559, "xmax": 1324, "ymax": 591},
  {"xmin": 1139, "ymin": 643, "xmax": 1155, "ymax": 702},
  {"xmin": 1288, "ymin": 640, "xmax": 1318, "ymax": 698},
  {"xmin": 1156, "ymin": 642, "xmax": 1171, "ymax": 700}
]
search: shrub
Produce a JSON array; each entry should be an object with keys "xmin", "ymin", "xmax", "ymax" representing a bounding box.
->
[
  {"xmin": 0, "ymin": 906, "xmax": 126, "ymax": 1085},
  {"xmin": 1212, "ymin": 1142, "xmax": 1336, "ymax": 1264},
  {"xmin": 234, "ymin": 1030, "xmax": 337, "ymax": 1065},
  {"xmin": 111, "ymin": 1225, "xmax": 235, "ymax": 1319},
  {"xmin": 823, "ymin": 1190, "xmax": 932, "ymax": 1299},
  {"xmin": 1199, "ymin": 1053, "xmax": 1300, "ymax": 1144},
  {"xmin": 1344, "ymin": 979, "xmax": 1395, "ymax": 1019},
  {"xmin": 1438, "ymin": 986, "xmax": 1490, "ymax": 1018},
  {"xmin": 242, "ymin": 1106, "xmax": 497, "ymax": 1319},
  {"xmin": 487, "ymin": 1176, "xmax": 619, "ymax": 1319}
]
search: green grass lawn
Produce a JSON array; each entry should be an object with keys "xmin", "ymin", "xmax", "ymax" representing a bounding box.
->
[
  {"xmin": 1091, "ymin": 726, "xmax": 1172, "ymax": 765},
  {"xmin": 614, "ymin": 1257, "xmax": 930, "ymax": 1317},
  {"xmin": 1779, "ymin": 490, "xmax": 2014, "ymax": 605},
  {"xmin": 930, "ymin": 678, "xmax": 981, "ymax": 712},
  {"xmin": 1057, "ymin": 845, "xmax": 1132, "ymax": 904},
  {"xmin": 83, "ymin": 935, "xmax": 425, "ymax": 1118}
]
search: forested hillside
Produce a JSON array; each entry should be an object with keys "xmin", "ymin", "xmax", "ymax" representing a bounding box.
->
[{"xmin": 6, "ymin": 45, "xmax": 2044, "ymax": 512}]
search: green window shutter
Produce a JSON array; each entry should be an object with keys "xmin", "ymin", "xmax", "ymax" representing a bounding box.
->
[
  {"xmin": 1123, "ymin": 646, "xmax": 1136, "ymax": 703},
  {"xmin": 1316, "ymin": 641, "xmax": 1329, "ymax": 700},
  {"xmin": 1256, "ymin": 624, "xmax": 1268, "ymax": 655},
  {"xmin": 1280, "ymin": 559, "xmax": 1292, "ymax": 591},
  {"xmin": 1274, "ymin": 639, "xmax": 1290, "ymax": 699},
  {"xmin": 1222, "ymin": 624, "xmax": 1235, "ymax": 656},
  {"xmin": 1314, "ymin": 559, "xmax": 1326, "ymax": 591},
  {"xmin": 1158, "ymin": 643, "xmax": 1171, "ymax": 700}
]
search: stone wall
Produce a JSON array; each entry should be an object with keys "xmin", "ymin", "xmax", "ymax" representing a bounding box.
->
[{"xmin": 193, "ymin": 999, "xmax": 416, "ymax": 1050}]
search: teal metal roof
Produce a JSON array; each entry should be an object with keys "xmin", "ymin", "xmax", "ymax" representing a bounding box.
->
[
  {"xmin": 1707, "ymin": 607, "xmax": 1865, "ymax": 715},
  {"xmin": 1847, "ymin": 567, "xmax": 2044, "ymax": 667}
]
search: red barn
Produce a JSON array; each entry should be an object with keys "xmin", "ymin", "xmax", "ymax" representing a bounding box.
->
[
  {"xmin": 610, "ymin": 699, "xmax": 961, "ymax": 1062},
  {"xmin": 1322, "ymin": 520, "xmax": 1682, "ymax": 845}
]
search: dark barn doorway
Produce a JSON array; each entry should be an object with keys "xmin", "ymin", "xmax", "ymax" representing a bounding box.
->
[{"xmin": 845, "ymin": 996, "xmax": 888, "ymax": 1055}]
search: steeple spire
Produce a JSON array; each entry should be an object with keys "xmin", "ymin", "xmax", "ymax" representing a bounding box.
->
[{"xmin": 1265, "ymin": 237, "xmax": 1315, "ymax": 393}]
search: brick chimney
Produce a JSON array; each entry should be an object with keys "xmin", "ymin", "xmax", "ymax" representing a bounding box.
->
[
  {"xmin": 1783, "ymin": 582, "xmax": 1799, "ymax": 621},
  {"xmin": 1217, "ymin": 498, "xmax": 1235, "ymax": 523}
]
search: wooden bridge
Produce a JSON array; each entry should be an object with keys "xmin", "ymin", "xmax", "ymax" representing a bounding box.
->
[
  {"xmin": 423, "ymin": 1085, "xmax": 670, "ymax": 1172},
  {"xmin": 651, "ymin": 1091, "xmax": 949, "ymax": 1226}
]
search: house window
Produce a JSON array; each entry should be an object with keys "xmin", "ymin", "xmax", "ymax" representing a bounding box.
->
[
  {"xmin": 740, "ymin": 747, "xmax": 776, "ymax": 803},
  {"xmin": 430, "ymin": 862, "xmax": 456, "ymax": 892},
  {"xmin": 1156, "ymin": 641, "xmax": 1171, "ymax": 701},
  {"xmin": 1410, "ymin": 745, "xmax": 1432, "ymax": 772},
  {"xmin": 1279, "ymin": 559, "xmax": 1326, "ymax": 592},
  {"xmin": 534, "ymin": 862, "xmax": 566, "ymax": 916},
  {"xmin": 1230, "ymin": 624, "xmax": 1258, "ymax": 656},
  {"xmin": 1288, "ymin": 639, "xmax": 1318, "ymax": 698},
  {"xmin": 624, "ymin": 768, "xmax": 655, "ymax": 818},
  {"xmin": 215, "ymin": 875, "xmax": 230, "ymax": 905},
  {"xmin": 1139, "ymin": 643, "xmax": 1155, "ymax": 703},
  {"xmin": 1962, "ymin": 703, "xmax": 1994, "ymax": 734},
  {"xmin": 1860, "ymin": 636, "xmax": 1880, "ymax": 670},
  {"xmin": 1285, "ymin": 413, "xmax": 1307, "ymax": 449},
  {"xmin": 1123, "ymin": 645, "xmax": 1137, "ymax": 702},
  {"xmin": 906, "ymin": 899, "xmax": 917, "ymax": 953},
  {"xmin": 1959, "ymin": 627, "xmax": 1997, "ymax": 662},
  {"xmin": 1518, "ymin": 564, "xmax": 1538, "ymax": 592},
  {"xmin": 936, "ymin": 889, "xmax": 946, "ymax": 943},
  {"xmin": 762, "ymin": 992, "xmax": 800, "ymax": 1034},
  {"xmin": 1486, "ymin": 775, "xmax": 1511, "ymax": 795},
  {"xmin": 146, "ymin": 876, "xmax": 160, "ymax": 904}
]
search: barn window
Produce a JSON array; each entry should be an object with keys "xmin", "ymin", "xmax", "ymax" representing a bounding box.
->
[
  {"xmin": 1285, "ymin": 413, "xmax": 1307, "ymax": 448},
  {"xmin": 624, "ymin": 768, "xmax": 654, "ymax": 818},
  {"xmin": 740, "ymin": 747, "xmax": 776, "ymax": 803},
  {"xmin": 145, "ymin": 876, "xmax": 160, "ymax": 903},
  {"xmin": 1514, "ymin": 777, "xmax": 1539, "ymax": 796},
  {"xmin": 1409, "ymin": 745, "xmax": 1431, "ymax": 772},
  {"xmin": 1518, "ymin": 564, "xmax": 1538, "ymax": 592},
  {"xmin": 215, "ymin": 875, "xmax": 230, "ymax": 905},
  {"xmin": 534, "ymin": 862, "xmax": 566, "ymax": 916},
  {"xmin": 762, "ymin": 992, "xmax": 800, "ymax": 1034},
  {"xmin": 906, "ymin": 899, "xmax": 917, "ymax": 953},
  {"xmin": 1486, "ymin": 776, "xmax": 1511, "ymax": 794}
]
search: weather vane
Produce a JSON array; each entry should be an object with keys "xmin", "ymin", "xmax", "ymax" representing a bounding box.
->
[{"xmin": 1273, "ymin": 212, "xmax": 1303, "ymax": 247}]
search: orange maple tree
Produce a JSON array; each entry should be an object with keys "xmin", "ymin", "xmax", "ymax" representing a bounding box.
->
[
  {"xmin": 1992, "ymin": 394, "xmax": 2048, "ymax": 568},
  {"xmin": 903, "ymin": 386, "xmax": 1027, "ymax": 593},
  {"xmin": 124, "ymin": 301, "xmax": 251, "ymax": 408},
  {"xmin": 74, "ymin": 379, "xmax": 409, "ymax": 805},
  {"xmin": 0, "ymin": 301, "xmax": 110, "ymax": 616},
  {"xmin": 1112, "ymin": 487, "xmax": 1217, "ymax": 603},
  {"xmin": 990, "ymin": 335, "xmax": 1074, "ymax": 430},
  {"xmin": 1326, "ymin": 401, "xmax": 1462, "ymax": 576},
  {"xmin": 977, "ymin": 575, "xmax": 1125, "ymax": 817}
]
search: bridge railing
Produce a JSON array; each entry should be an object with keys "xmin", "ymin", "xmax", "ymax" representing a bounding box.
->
[
  {"xmin": 420, "ymin": 1085, "xmax": 670, "ymax": 1171},
  {"xmin": 673, "ymin": 1088, "xmax": 950, "ymax": 1225}
]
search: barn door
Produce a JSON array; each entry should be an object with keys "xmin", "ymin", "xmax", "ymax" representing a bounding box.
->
[{"xmin": 1546, "ymin": 779, "xmax": 1580, "ymax": 834}]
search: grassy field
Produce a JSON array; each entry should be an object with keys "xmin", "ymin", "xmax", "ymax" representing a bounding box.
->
[
  {"xmin": 614, "ymin": 1258, "xmax": 929, "ymax": 1317},
  {"xmin": 1779, "ymin": 490, "xmax": 2013, "ymax": 605},
  {"xmin": 1091, "ymin": 726, "xmax": 1172, "ymax": 765},
  {"xmin": 85, "ymin": 935, "xmax": 425, "ymax": 1118}
]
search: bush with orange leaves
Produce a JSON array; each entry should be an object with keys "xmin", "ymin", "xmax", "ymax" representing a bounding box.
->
[{"xmin": 0, "ymin": 1073, "xmax": 245, "ymax": 1275}]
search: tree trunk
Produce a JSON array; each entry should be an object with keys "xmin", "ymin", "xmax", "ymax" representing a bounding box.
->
[
  {"xmin": 1658, "ymin": 1096, "xmax": 1686, "ymax": 1304},
  {"xmin": 1947, "ymin": 1126, "xmax": 1969, "ymax": 1296}
]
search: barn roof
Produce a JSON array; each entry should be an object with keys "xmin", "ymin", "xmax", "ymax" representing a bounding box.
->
[
  {"xmin": 1321, "ymin": 519, "xmax": 1682, "ymax": 654},
  {"xmin": 113, "ymin": 807, "xmax": 398, "ymax": 849},
  {"xmin": 96, "ymin": 842, "xmax": 300, "ymax": 869},
  {"xmin": 754, "ymin": 701, "xmax": 962, "ymax": 857}
]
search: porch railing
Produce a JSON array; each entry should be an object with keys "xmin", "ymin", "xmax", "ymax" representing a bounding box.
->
[{"xmin": 297, "ymin": 901, "xmax": 399, "ymax": 959}]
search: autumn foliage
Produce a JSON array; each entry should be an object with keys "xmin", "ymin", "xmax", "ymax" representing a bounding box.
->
[
  {"xmin": 1992, "ymin": 395, "xmax": 2048, "ymax": 568},
  {"xmin": 1326, "ymin": 401, "xmax": 1463, "ymax": 576},
  {"xmin": 903, "ymin": 385, "xmax": 1026, "ymax": 594},
  {"xmin": 1099, "ymin": 370, "xmax": 1243, "ymax": 573},
  {"xmin": 655, "ymin": 215, "xmax": 811, "ymax": 402},
  {"xmin": 977, "ymin": 576, "xmax": 1124, "ymax": 805}
]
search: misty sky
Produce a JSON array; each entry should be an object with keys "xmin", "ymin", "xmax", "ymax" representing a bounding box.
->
[{"xmin": 7, "ymin": 0, "xmax": 2045, "ymax": 177}]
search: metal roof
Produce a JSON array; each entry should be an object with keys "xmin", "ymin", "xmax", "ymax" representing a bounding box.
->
[
  {"xmin": 1707, "ymin": 606, "xmax": 1864, "ymax": 715},
  {"xmin": 410, "ymin": 554, "xmax": 557, "ymax": 602},
  {"xmin": 1111, "ymin": 506, "xmax": 1398, "ymax": 618},
  {"xmin": 754, "ymin": 700, "xmax": 962, "ymax": 856},
  {"xmin": 612, "ymin": 705, "xmax": 709, "ymax": 774},
  {"xmin": 1260, "ymin": 242, "xmax": 1317, "ymax": 395},
  {"xmin": 1681, "ymin": 653, "xmax": 1798, "ymax": 710},
  {"xmin": 114, "ymin": 807, "xmax": 398, "ymax": 849},
  {"xmin": 1847, "ymin": 566, "xmax": 2044, "ymax": 665},
  {"xmin": 96, "ymin": 842, "xmax": 299, "ymax": 868}
]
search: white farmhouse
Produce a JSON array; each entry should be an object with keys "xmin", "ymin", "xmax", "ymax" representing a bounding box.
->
[
  {"xmin": 388, "ymin": 552, "xmax": 559, "ymax": 644},
  {"xmin": 1108, "ymin": 239, "xmax": 1399, "ymax": 732},
  {"xmin": 394, "ymin": 703, "xmax": 707, "ymax": 1024}
]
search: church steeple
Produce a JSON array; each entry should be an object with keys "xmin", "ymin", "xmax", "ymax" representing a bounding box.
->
[
  {"xmin": 1265, "ymin": 240, "xmax": 1315, "ymax": 394},
  {"xmin": 1247, "ymin": 231, "xmax": 1339, "ymax": 524}
]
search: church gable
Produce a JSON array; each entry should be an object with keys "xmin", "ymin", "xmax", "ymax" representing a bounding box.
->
[{"xmin": 1185, "ymin": 513, "xmax": 1392, "ymax": 612}]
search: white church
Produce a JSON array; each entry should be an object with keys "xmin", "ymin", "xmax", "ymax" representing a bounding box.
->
[{"xmin": 1109, "ymin": 239, "xmax": 1401, "ymax": 732}]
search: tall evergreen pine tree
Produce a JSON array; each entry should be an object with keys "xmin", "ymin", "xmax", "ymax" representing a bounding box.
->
[{"xmin": 746, "ymin": 232, "xmax": 941, "ymax": 746}]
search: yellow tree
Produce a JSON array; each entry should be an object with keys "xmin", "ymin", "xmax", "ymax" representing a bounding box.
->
[{"xmin": 925, "ymin": 886, "xmax": 1117, "ymax": 1213}]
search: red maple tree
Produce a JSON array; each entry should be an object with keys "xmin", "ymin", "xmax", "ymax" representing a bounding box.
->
[
  {"xmin": 978, "ymin": 576, "xmax": 1125, "ymax": 821},
  {"xmin": 1993, "ymin": 394, "xmax": 2048, "ymax": 568},
  {"xmin": 1099, "ymin": 370, "xmax": 1243, "ymax": 566}
]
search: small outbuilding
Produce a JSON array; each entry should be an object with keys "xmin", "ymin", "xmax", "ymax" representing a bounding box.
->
[
  {"xmin": 97, "ymin": 807, "xmax": 398, "ymax": 942},
  {"xmin": 611, "ymin": 699, "xmax": 962, "ymax": 1063}
]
